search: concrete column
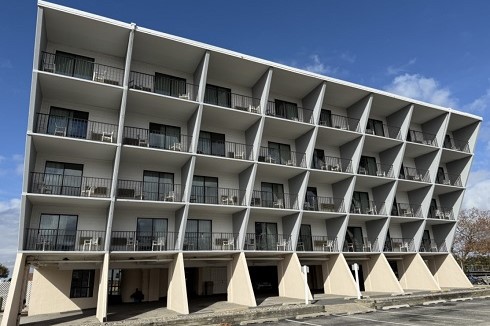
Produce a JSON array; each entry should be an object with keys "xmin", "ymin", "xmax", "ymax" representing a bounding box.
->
[
  {"xmin": 432, "ymin": 254, "xmax": 472, "ymax": 288},
  {"xmin": 398, "ymin": 254, "xmax": 440, "ymax": 291},
  {"xmin": 277, "ymin": 253, "xmax": 312, "ymax": 300},
  {"xmin": 167, "ymin": 253, "xmax": 189, "ymax": 314},
  {"xmin": 323, "ymin": 254, "xmax": 357, "ymax": 296},
  {"xmin": 96, "ymin": 253, "xmax": 110, "ymax": 322},
  {"xmin": 227, "ymin": 253, "xmax": 256, "ymax": 307},
  {"xmin": 364, "ymin": 254, "xmax": 404, "ymax": 294},
  {"xmin": 1, "ymin": 253, "xmax": 27, "ymax": 326}
]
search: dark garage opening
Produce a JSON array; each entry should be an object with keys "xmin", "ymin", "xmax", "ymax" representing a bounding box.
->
[{"xmin": 248, "ymin": 266, "xmax": 279, "ymax": 298}]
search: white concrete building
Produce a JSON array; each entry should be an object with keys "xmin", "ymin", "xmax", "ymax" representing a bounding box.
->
[{"xmin": 2, "ymin": 1, "xmax": 482, "ymax": 324}]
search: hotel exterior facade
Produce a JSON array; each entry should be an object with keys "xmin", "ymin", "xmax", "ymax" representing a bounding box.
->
[{"xmin": 2, "ymin": 1, "xmax": 482, "ymax": 324}]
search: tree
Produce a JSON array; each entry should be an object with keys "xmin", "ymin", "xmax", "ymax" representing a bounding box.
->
[
  {"xmin": 453, "ymin": 208, "xmax": 490, "ymax": 269},
  {"xmin": 0, "ymin": 263, "xmax": 9, "ymax": 278}
]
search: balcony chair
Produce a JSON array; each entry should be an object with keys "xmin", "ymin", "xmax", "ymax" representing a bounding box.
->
[
  {"xmin": 435, "ymin": 209, "xmax": 443, "ymax": 219},
  {"xmin": 42, "ymin": 61, "xmax": 55, "ymax": 73},
  {"xmin": 81, "ymin": 186, "xmax": 94, "ymax": 197},
  {"xmin": 276, "ymin": 238, "xmax": 288, "ymax": 251},
  {"xmin": 403, "ymin": 208, "xmax": 414, "ymax": 217},
  {"xmin": 39, "ymin": 184, "xmax": 53, "ymax": 194},
  {"xmin": 323, "ymin": 240, "xmax": 334, "ymax": 252},
  {"xmin": 245, "ymin": 237, "xmax": 255, "ymax": 250},
  {"xmin": 93, "ymin": 70, "xmax": 106, "ymax": 83},
  {"xmin": 367, "ymin": 205, "xmax": 377, "ymax": 215},
  {"xmin": 36, "ymin": 237, "xmax": 51, "ymax": 251},
  {"xmin": 358, "ymin": 167, "xmax": 367, "ymax": 174},
  {"xmin": 286, "ymin": 159, "xmax": 294, "ymax": 166},
  {"xmin": 152, "ymin": 237, "xmax": 166, "ymax": 251},
  {"xmin": 273, "ymin": 199, "xmax": 284, "ymax": 209},
  {"xmin": 443, "ymin": 179, "xmax": 451, "ymax": 185},
  {"xmin": 296, "ymin": 242, "xmax": 305, "ymax": 251},
  {"xmin": 138, "ymin": 137, "xmax": 148, "ymax": 147},
  {"xmin": 351, "ymin": 207, "xmax": 361, "ymax": 214},
  {"xmin": 126, "ymin": 238, "xmax": 138, "ymax": 251},
  {"xmin": 430, "ymin": 242, "xmax": 438, "ymax": 252},
  {"xmin": 234, "ymin": 151, "xmax": 245, "ymax": 160},
  {"xmin": 328, "ymin": 164, "xmax": 340, "ymax": 172},
  {"xmin": 54, "ymin": 125, "xmax": 66, "ymax": 137},
  {"xmin": 249, "ymin": 104, "xmax": 260, "ymax": 113},
  {"xmin": 363, "ymin": 241, "xmax": 372, "ymax": 252},
  {"xmin": 164, "ymin": 191, "xmax": 176, "ymax": 202},
  {"xmin": 400, "ymin": 241, "xmax": 409, "ymax": 252},
  {"xmin": 347, "ymin": 242, "xmax": 355, "ymax": 252},
  {"xmin": 101, "ymin": 131, "xmax": 114, "ymax": 143},
  {"xmin": 170, "ymin": 142, "xmax": 182, "ymax": 151},
  {"xmin": 222, "ymin": 237, "xmax": 235, "ymax": 250},
  {"xmin": 376, "ymin": 170, "xmax": 386, "ymax": 177},
  {"xmin": 265, "ymin": 156, "xmax": 275, "ymax": 163},
  {"xmin": 179, "ymin": 93, "xmax": 190, "ymax": 100}
]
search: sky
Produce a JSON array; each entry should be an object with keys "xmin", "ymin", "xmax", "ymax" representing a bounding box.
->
[{"xmin": 1, "ymin": 0, "xmax": 490, "ymax": 273}]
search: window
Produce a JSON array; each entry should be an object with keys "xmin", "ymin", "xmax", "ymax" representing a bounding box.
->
[
  {"xmin": 154, "ymin": 73, "xmax": 186, "ymax": 97},
  {"xmin": 39, "ymin": 214, "xmax": 78, "ymax": 251},
  {"xmin": 261, "ymin": 182, "xmax": 284, "ymax": 208},
  {"xmin": 304, "ymin": 187, "xmax": 318, "ymax": 211},
  {"xmin": 366, "ymin": 119, "xmax": 385, "ymax": 136},
  {"xmin": 185, "ymin": 219, "xmax": 212, "ymax": 250},
  {"xmin": 274, "ymin": 99, "xmax": 298, "ymax": 120},
  {"xmin": 44, "ymin": 161, "xmax": 83, "ymax": 196},
  {"xmin": 136, "ymin": 218, "xmax": 168, "ymax": 250},
  {"xmin": 204, "ymin": 84, "xmax": 231, "ymax": 107},
  {"xmin": 359, "ymin": 156, "xmax": 377, "ymax": 176},
  {"xmin": 47, "ymin": 107, "xmax": 89, "ymax": 139},
  {"xmin": 351, "ymin": 191, "xmax": 370, "ymax": 214},
  {"xmin": 255, "ymin": 222, "xmax": 278, "ymax": 250},
  {"xmin": 148, "ymin": 123, "xmax": 181, "ymax": 150},
  {"xmin": 268, "ymin": 142, "xmax": 291, "ymax": 165},
  {"xmin": 319, "ymin": 109, "xmax": 332, "ymax": 126},
  {"xmin": 143, "ymin": 170, "xmax": 174, "ymax": 201},
  {"xmin": 197, "ymin": 131, "xmax": 225, "ymax": 156},
  {"xmin": 55, "ymin": 51, "xmax": 94, "ymax": 80},
  {"xmin": 312, "ymin": 149, "xmax": 325, "ymax": 169},
  {"xmin": 70, "ymin": 270, "xmax": 95, "ymax": 298},
  {"xmin": 191, "ymin": 176, "xmax": 218, "ymax": 204},
  {"xmin": 298, "ymin": 224, "xmax": 313, "ymax": 251},
  {"xmin": 345, "ymin": 226, "xmax": 363, "ymax": 251}
]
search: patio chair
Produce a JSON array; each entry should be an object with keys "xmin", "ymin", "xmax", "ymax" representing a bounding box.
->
[
  {"xmin": 54, "ymin": 125, "xmax": 66, "ymax": 137},
  {"xmin": 273, "ymin": 199, "xmax": 284, "ymax": 208},
  {"xmin": 277, "ymin": 238, "xmax": 287, "ymax": 251},
  {"xmin": 363, "ymin": 240, "xmax": 372, "ymax": 252},
  {"xmin": 323, "ymin": 240, "xmax": 334, "ymax": 252},
  {"xmin": 101, "ymin": 131, "xmax": 114, "ymax": 143},
  {"xmin": 222, "ymin": 237, "xmax": 235, "ymax": 250},
  {"xmin": 152, "ymin": 237, "xmax": 166, "ymax": 251}
]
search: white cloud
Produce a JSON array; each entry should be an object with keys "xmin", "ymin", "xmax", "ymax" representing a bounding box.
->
[
  {"xmin": 387, "ymin": 58, "xmax": 417, "ymax": 76},
  {"xmin": 463, "ymin": 170, "xmax": 490, "ymax": 210},
  {"xmin": 464, "ymin": 88, "xmax": 490, "ymax": 114},
  {"xmin": 340, "ymin": 52, "xmax": 356, "ymax": 64},
  {"xmin": 384, "ymin": 73, "xmax": 457, "ymax": 107},
  {"xmin": 0, "ymin": 198, "xmax": 20, "ymax": 275},
  {"xmin": 303, "ymin": 54, "xmax": 338, "ymax": 75}
]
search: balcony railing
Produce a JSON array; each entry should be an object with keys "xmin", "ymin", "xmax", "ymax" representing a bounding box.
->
[
  {"xmin": 266, "ymin": 101, "xmax": 314, "ymax": 124},
  {"xmin": 399, "ymin": 166, "xmax": 431, "ymax": 183},
  {"xmin": 244, "ymin": 233, "xmax": 292, "ymax": 251},
  {"xmin": 197, "ymin": 139, "xmax": 253, "ymax": 160},
  {"xmin": 34, "ymin": 113, "xmax": 118, "ymax": 143},
  {"xmin": 183, "ymin": 232, "xmax": 239, "ymax": 251},
  {"xmin": 203, "ymin": 90, "xmax": 261, "ymax": 114},
  {"xmin": 129, "ymin": 71, "xmax": 198, "ymax": 101},
  {"xmin": 319, "ymin": 114, "xmax": 360, "ymax": 132},
  {"xmin": 391, "ymin": 203, "xmax": 422, "ymax": 218},
  {"xmin": 297, "ymin": 236, "xmax": 338, "ymax": 252},
  {"xmin": 24, "ymin": 228, "xmax": 105, "ymax": 251},
  {"xmin": 258, "ymin": 147, "xmax": 306, "ymax": 168},
  {"xmin": 110, "ymin": 231, "xmax": 177, "ymax": 251},
  {"xmin": 365, "ymin": 124, "xmax": 402, "ymax": 140},
  {"xmin": 30, "ymin": 172, "xmax": 112, "ymax": 198},
  {"xmin": 117, "ymin": 180, "xmax": 182, "ymax": 202},
  {"xmin": 435, "ymin": 173, "xmax": 462, "ymax": 187},
  {"xmin": 443, "ymin": 136, "xmax": 470, "ymax": 153},
  {"xmin": 407, "ymin": 129, "xmax": 438, "ymax": 147},
  {"xmin": 420, "ymin": 239, "xmax": 447, "ymax": 252},
  {"xmin": 190, "ymin": 186, "xmax": 246, "ymax": 206},
  {"xmin": 123, "ymin": 126, "xmax": 192, "ymax": 152},
  {"xmin": 312, "ymin": 156, "xmax": 353, "ymax": 173},
  {"xmin": 384, "ymin": 238, "xmax": 415, "ymax": 252},
  {"xmin": 251, "ymin": 191, "xmax": 298, "ymax": 209},
  {"xmin": 40, "ymin": 51, "xmax": 124, "ymax": 86},
  {"xmin": 358, "ymin": 163, "xmax": 394, "ymax": 178},
  {"xmin": 344, "ymin": 237, "xmax": 379, "ymax": 252},
  {"xmin": 350, "ymin": 201, "xmax": 386, "ymax": 215},
  {"xmin": 304, "ymin": 196, "xmax": 345, "ymax": 213},
  {"xmin": 429, "ymin": 207, "xmax": 455, "ymax": 220}
]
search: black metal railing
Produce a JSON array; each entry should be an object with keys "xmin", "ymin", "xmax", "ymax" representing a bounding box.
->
[
  {"xmin": 407, "ymin": 129, "xmax": 438, "ymax": 147},
  {"xmin": 123, "ymin": 126, "xmax": 192, "ymax": 152},
  {"xmin": 40, "ymin": 51, "xmax": 124, "ymax": 86},
  {"xmin": 110, "ymin": 231, "xmax": 177, "ymax": 251},
  {"xmin": 24, "ymin": 228, "xmax": 106, "ymax": 251},
  {"xmin": 183, "ymin": 232, "xmax": 239, "ymax": 251},
  {"xmin": 312, "ymin": 155, "xmax": 353, "ymax": 173},
  {"xmin": 129, "ymin": 71, "xmax": 198, "ymax": 101},
  {"xmin": 319, "ymin": 114, "xmax": 361, "ymax": 132},
  {"xmin": 244, "ymin": 233, "xmax": 292, "ymax": 251},
  {"xmin": 266, "ymin": 101, "xmax": 314, "ymax": 124},
  {"xmin": 391, "ymin": 203, "xmax": 422, "ymax": 218},
  {"xmin": 297, "ymin": 236, "xmax": 338, "ymax": 252},
  {"xmin": 304, "ymin": 196, "xmax": 345, "ymax": 213},
  {"xmin": 435, "ymin": 173, "xmax": 462, "ymax": 187},
  {"xmin": 30, "ymin": 172, "xmax": 112, "ymax": 197},
  {"xmin": 350, "ymin": 201, "xmax": 386, "ymax": 215},
  {"xmin": 34, "ymin": 113, "xmax": 118, "ymax": 143},
  {"xmin": 420, "ymin": 239, "xmax": 447, "ymax": 252},
  {"xmin": 117, "ymin": 180, "xmax": 182, "ymax": 202},
  {"xmin": 358, "ymin": 163, "xmax": 394, "ymax": 178},
  {"xmin": 250, "ymin": 190, "xmax": 298, "ymax": 209},
  {"xmin": 384, "ymin": 238, "xmax": 415, "ymax": 252},
  {"xmin": 443, "ymin": 136, "xmax": 470, "ymax": 153},
  {"xmin": 365, "ymin": 124, "xmax": 402, "ymax": 140},
  {"xmin": 399, "ymin": 166, "xmax": 431, "ymax": 182},
  {"xmin": 197, "ymin": 139, "xmax": 253, "ymax": 160},
  {"xmin": 204, "ymin": 92, "xmax": 262, "ymax": 113},
  {"xmin": 258, "ymin": 147, "xmax": 306, "ymax": 167},
  {"xmin": 344, "ymin": 237, "xmax": 379, "ymax": 252},
  {"xmin": 190, "ymin": 186, "xmax": 246, "ymax": 206},
  {"xmin": 431, "ymin": 207, "xmax": 455, "ymax": 220}
]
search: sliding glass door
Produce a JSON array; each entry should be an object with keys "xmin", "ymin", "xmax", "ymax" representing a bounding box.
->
[
  {"xmin": 255, "ymin": 222, "xmax": 278, "ymax": 250},
  {"xmin": 148, "ymin": 123, "xmax": 181, "ymax": 150},
  {"xmin": 268, "ymin": 142, "xmax": 291, "ymax": 165},
  {"xmin": 352, "ymin": 191, "xmax": 370, "ymax": 214},
  {"xmin": 191, "ymin": 176, "xmax": 218, "ymax": 204},
  {"xmin": 143, "ymin": 171, "xmax": 174, "ymax": 201},
  {"xmin": 197, "ymin": 131, "xmax": 225, "ymax": 156},
  {"xmin": 185, "ymin": 219, "xmax": 212, "ymax": 250},
  {"xmin": 154, "ymin": 73, "xmax": 186, "ymax": 97},
  {"xmin": 136, "ymin": 218, "xmax": 168, "ymax": 250},
  {"xmin": 47, "ymin": 107, "xmax": 89, "ymax": 139},
  {"xmin": 55, "ymin": 51, "xmax": 94, "ymax": 80},
  {"xmin": 261, "ymin": 182, "xmax": 284, "ymax": 208},
  {"xmin": 39, "ymin": 214, "xmax": 78, "ymax": 251},
  {"xmin": 44, "ymin": 161, "xmax": 83, "ymax": 196}
]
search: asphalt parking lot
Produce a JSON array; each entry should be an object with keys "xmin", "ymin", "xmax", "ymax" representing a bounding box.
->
[{"xmin": 278, "ymin": 298, "xmax": 490, "ymax": 326}]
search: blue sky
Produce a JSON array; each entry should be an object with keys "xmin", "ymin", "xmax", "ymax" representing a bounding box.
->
[{"xmin": 1, "ymin": 0, "xmax": 490, "ymax": 271}]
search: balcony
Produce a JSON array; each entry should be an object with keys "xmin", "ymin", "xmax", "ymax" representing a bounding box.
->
[
  {"xmin": 297, "ymin": 236, "xmax": 338, "ymax": 252},
  {"xmin": 399, "ymin": 166, "xmax": 430, "ymax": 183},
  {"xmin": 123, "ymin": 126, "xmax": 192, "ymax": 152},
  {"xmin": 420, "ymin": 239, "xmax": 447, "ymax": 252},
  {"xmin": 244, "ymin": 233, "xmax": 292, "ymax": 251},
  {"xmin": 344, "ymin": 237, "xmax": 379, "ymax": 252},
  {"xmin": 34, "ymin": 113, "xmax": 118, "ymax": 143},
  {"xmin": 358, "ymin": 163, "xmax": 394, "ymax": 178},
  {"xmin": 251, "ymin": 191, "xmax": 298, "ymax": 209},
  {"xmin": 435, "ymin": 173, "xmax": 462, "ymax": 187},
  {"xmin": 304, "ymin": 196, "xmax": 345, "ymax": 213},
  {"xmin": 312, "ymin": 156, "xmax": 353, "ymax": 173},
  {"xmin": 407, "ymin": 129, "xmax": 438, "ymax": 147},
  {"xmin": 197, "ymin": 139, "xmax": 253, "ymax": 160},
  {"xmin": 429, "ymin": 207, "xmax": 455, "ymax": 220},
  {"xmin": 319, "ymin": 113, "xmax": 360, "ymax": 132},
  {"xmin": 384, "ymin": 238, "xmax": 415, "ymax": 252},
  {"xmin": 190, "ymin": 186, "xmax": 246, "ymax": 206},
  {"xmin": 183, "ymin": 232, "xmax": 238, "ymax": 251},
  {"xmin": 30, "ymin": 172, "xmax": 112, "ymax": 198},
  {"xmin": 443, "ymin": 136, "xmax": 470, "ymax": 153},
  {"xmin": 258, "ymin": 147, "xmax": 306, "ymax": 168},
  {"xmin": 350, "ymin": 201, "xmax": 386, "ymax": 215},
  {"xmin": 40, "ymin": 51, "xmax": 124, "ymax": 86},
  {"xmin": 203, "ymin": 90, "xmax": 261, "ymax": 114},
  {"xmin": 110, "ymin": 231, "xmax": 177, "ymax": 251},
  {"xmin": 365, "ymin": 124, "xmax": 402, "ymax": 140},
  {"xmin": 391, "ymin": 203, "xmax": 422, "ymax": 218},
  {"xmin": 117, "ymin": 180, "xmax": 182, "ymax": 202},
  {"xmin": 129, "ymin": 71, "xmax": 198, "ymax": 101},
  {"xmin": 266, "ymin": 101, "xmax": 314, "ymax": 124},
  {"xmin": 24, "ymin": 228, "xmax": 105, "ymax": 251}
]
